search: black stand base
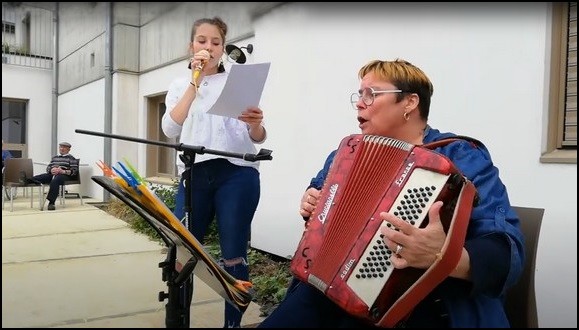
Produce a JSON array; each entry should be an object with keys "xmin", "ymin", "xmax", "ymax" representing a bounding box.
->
[{"xmin": 158, "ymin": 244, "xmax": 194, "ymax": 328}]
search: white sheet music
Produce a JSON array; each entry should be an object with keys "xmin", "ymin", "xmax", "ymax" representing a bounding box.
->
[{"xmin": 207, "ymin": 62, "xmax": 271, "ymax": 118}]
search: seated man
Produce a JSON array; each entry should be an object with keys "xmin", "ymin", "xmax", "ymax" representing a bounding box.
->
[{"xmin": 32, "ymin": 142, "xmax": 78, "ymax": 211}]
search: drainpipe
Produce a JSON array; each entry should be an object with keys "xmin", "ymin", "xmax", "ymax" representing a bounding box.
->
[
  {"xmin": 51, "ymin": 2, "xmax": 59, "ymax": 154},
  {"xmin": 103, "ymin": 2, "xmax": 113, "ymax": 201}
]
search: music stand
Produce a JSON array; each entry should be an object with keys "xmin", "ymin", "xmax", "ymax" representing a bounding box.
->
[{"xmin": 75, "ymin": 129, "xmax": 273, "ymax": 328}]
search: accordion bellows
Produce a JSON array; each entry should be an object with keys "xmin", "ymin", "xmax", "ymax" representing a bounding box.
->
[{"xmin": 290, "ymin": 134, "xmax": 478, "ymax": 327}]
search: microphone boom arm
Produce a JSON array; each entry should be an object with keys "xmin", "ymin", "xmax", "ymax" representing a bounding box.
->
[{"xmin": 75, "ymin": 129, "xmax": 273, "ymax": 162}]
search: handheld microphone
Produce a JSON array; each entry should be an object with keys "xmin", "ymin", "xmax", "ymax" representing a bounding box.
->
[
  {"xmin": 191, "ymin": 60, "xmax": 206, "ymax": 87},
  {"xmin": 188, "ymin": 51, "xmax": 212, "ymax": 87}
]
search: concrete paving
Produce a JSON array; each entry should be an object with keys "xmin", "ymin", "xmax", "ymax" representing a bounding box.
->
[{"xmin": 2, "ymin": 191, "xmax": 264, "ymax": 328}]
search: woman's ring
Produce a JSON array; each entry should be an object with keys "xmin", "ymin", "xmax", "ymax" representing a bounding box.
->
[{"xmin": 395, "ymin": 244, "xmax": 403, "ymax": 255}]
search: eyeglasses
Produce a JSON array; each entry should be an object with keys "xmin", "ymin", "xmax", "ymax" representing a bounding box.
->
[{"xmin": 350, "ymin": 87, "xmax": 403, "ymax": 110}]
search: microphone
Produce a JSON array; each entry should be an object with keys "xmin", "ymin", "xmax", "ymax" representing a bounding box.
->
[
  {"xmin": 188, "ymin": 54, "xmax": 213, "ymax": 87},
  {"xmin": 192, "ymin": 60, "xmax": 206, "ymax": 87}
]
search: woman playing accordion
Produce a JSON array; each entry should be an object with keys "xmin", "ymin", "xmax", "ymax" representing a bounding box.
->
[{"xmin": 258, "ymin": 59, "xmax": 524, "ymax": 328}]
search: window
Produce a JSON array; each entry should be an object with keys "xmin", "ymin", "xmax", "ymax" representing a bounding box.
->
[
  {"xmin": 2, "ymin": 98, "xmax": 28, "ymax": 158},
  {"xmin": 2, "ymin": 21, "xmax": 15, "ymax": 34},
  {"xmin": 543, "ymin": 2, "xmax": 577, "ymax": 164},
  {"xmin": 146, "ymin": 94, "xmax": 178, "ymax": 179}
]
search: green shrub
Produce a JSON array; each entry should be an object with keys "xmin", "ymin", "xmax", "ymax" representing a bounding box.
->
[{"xmin": 150, "ymin": 181, "xmax": 178, "ymax": 211}]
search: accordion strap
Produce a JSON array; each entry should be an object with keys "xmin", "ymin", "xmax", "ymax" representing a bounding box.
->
[
  {"xmin": 378, "ymin": 179, "xmax": 478, "ymax": 328},
  {"xmin": 422, "ymin": 135, "xmax": 483, "ymax": 150}
]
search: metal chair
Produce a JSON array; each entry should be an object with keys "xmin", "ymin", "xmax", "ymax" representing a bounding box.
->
[
  {"xmin": 58, "ymin": 158, "xmax": 83, "ymax": 206},
  {"xmin": 505, "ymin": 206, "xmax": 545, "ymax": 328},
  {"xmin": 2, "ymin": 158, "xmax": 44, "ymax": 211}
]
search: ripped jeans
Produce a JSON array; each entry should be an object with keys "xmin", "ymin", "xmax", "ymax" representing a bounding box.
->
[{"xmin": 174, "ymin": 158, "xmax": 260, "ymax": 328}]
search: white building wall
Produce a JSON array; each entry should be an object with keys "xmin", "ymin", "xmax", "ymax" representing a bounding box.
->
[
  {"xmin": 112, "ymin": 73, "xmax": 140, "ymax": 170},
  {"xmin": 57, "ymin": 80, "xmax": 105, "ymax": 198},
  {"xmin": 248, "ymin": 3, "xmax": 576, "ymax": 328},
  {"xmin": 1, "ymin": 64, "xmax": 52, "ymax": 167}
]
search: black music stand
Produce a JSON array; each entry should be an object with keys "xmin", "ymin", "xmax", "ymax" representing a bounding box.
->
[{"xmin": 75, "ymin": 129, "xmax": 272, "ymax": 328}]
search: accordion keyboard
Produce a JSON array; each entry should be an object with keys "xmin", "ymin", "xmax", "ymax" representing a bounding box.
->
[{"xmin": 346, "ymin": 168, "xmax": 450, "ymax": 307}]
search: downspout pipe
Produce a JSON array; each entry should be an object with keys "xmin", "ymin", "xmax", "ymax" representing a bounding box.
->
[
  {"xmin": 103, "ymin": 2, "xmax": 113, "ymax": 201},
  {"xmin": 51, "ymin": 2, "xmax": 59, "ymax": 154}
]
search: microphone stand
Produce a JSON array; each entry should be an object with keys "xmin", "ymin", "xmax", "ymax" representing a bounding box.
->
[{"xmin": 75, "ymin": 129, "xmax": 272, "ymax": 328}]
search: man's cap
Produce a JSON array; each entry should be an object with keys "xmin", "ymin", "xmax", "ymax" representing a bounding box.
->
[{"xmin": 59, "ymin": 142, "xmax": 72, "ymax": 148}]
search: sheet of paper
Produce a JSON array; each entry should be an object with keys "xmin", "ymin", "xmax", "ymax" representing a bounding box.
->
[{"xmin": 207, "ymin": 62, "xmax": 271, "ymax": 118}]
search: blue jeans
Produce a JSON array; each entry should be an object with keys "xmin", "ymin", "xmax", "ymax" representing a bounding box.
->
[
  {"xmin": 257, "ymin": 279, "xmax": 366, "ymax": 328},
  {"xmin": 258, "ymin": 278, "xmax": 449, "ymax": 328},
  {"xmin": 174, "ymin": 158, "xmax": 260, "ymax": 328}
]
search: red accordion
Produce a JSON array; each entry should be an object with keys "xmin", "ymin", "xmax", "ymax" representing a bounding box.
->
[{"xmin": 290, "ymin": 134, "xmax": 478, "ymax": 327}]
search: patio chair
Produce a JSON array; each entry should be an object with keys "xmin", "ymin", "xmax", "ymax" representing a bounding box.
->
[
  {"xmin": 2, "ymin": 158, "xmax": 44, "ymax": 211},
  {"xmin": 58, "ymin": 158, "xmax": 84, "ymax": 206},
  {"xmin": 504, "ymin": 206, "xmax": 545, "ymax": 328}
]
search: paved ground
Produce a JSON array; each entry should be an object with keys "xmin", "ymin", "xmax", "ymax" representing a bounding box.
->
[{"xmin": 2, "ymin": 190, "xmax": 264, "ymax": 328}]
